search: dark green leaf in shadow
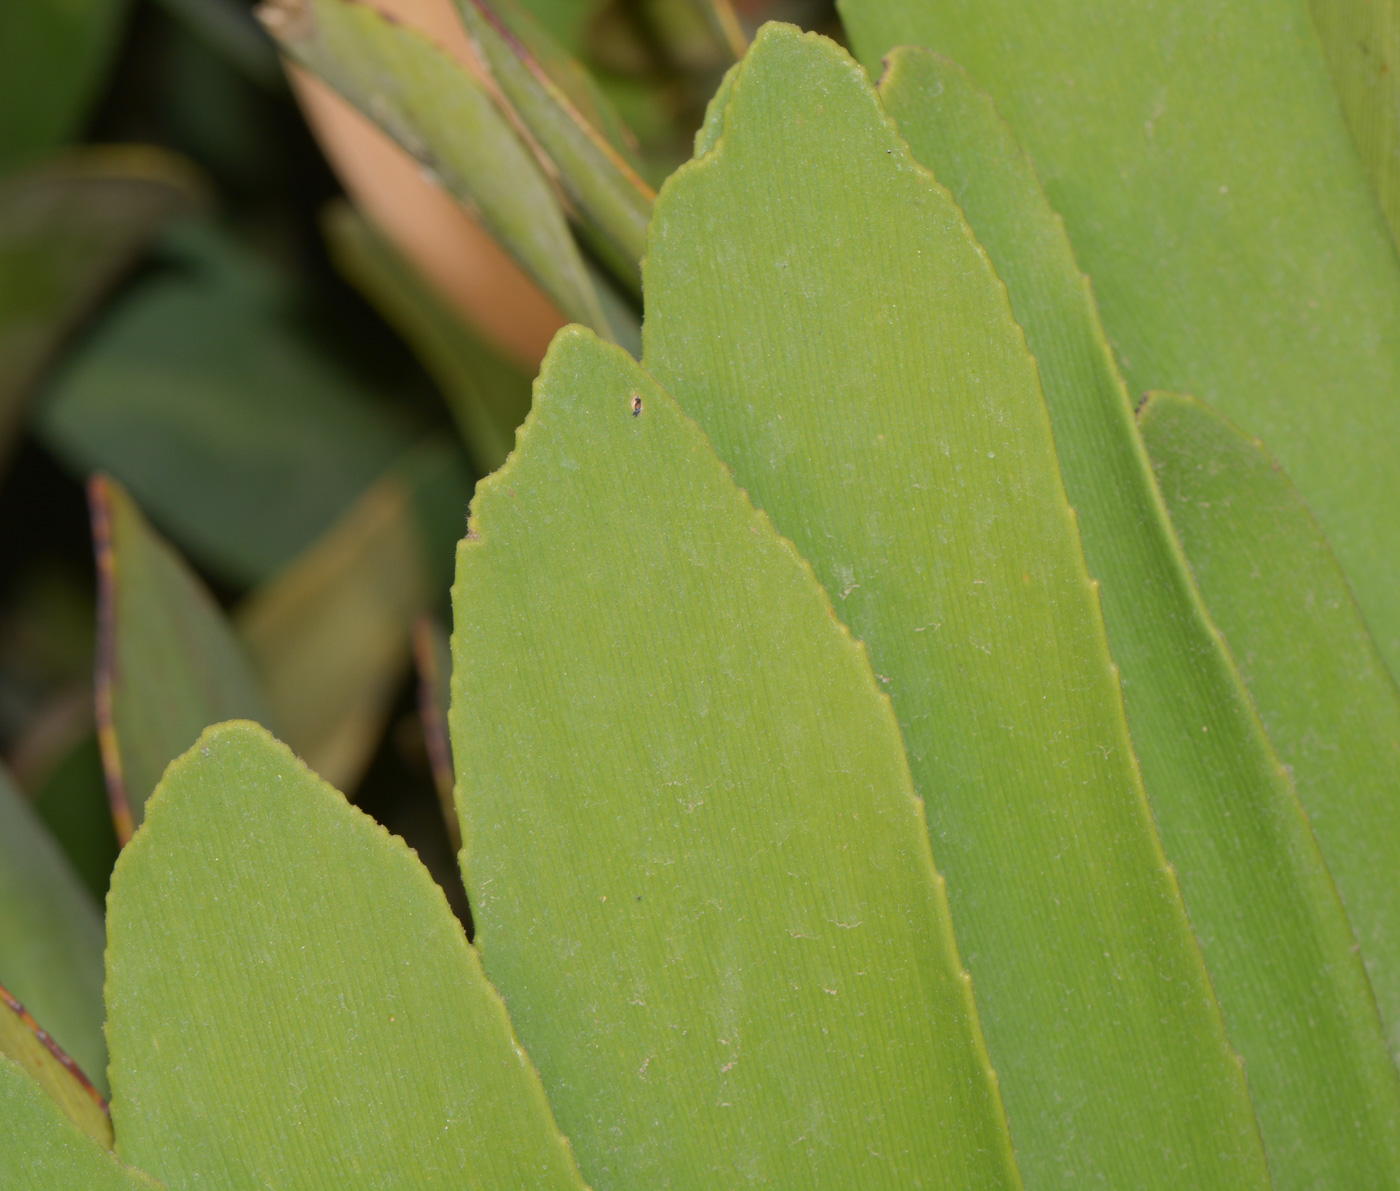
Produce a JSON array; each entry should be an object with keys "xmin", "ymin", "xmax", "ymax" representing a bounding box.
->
[
  {"xmin": 643, "ymin": 25, "xmax": 1270, "ymax": 1188},
  {"xmin": 412, "ymin": 615, "xmax": 457, "ymax": 849},
  {"xmin": 879, "ymin": 48, "xmax": 1400, "ymax": 1186},
  {"xmin": 259, "ymin": 0, "xmax": 611, "ymax": 335},
  {"xmin": 1310, "ymin": 0, "xmax": 1400, "ymax": 251},
  {"xmin": 0, "ymin": 984, "xmax": 110, "ymax": 1148},
  {"xmin": 454, "ymin": 0, "xmax": 655, "ymax": 273},
  {"xmin": 0, "ymin": 0, "xmax": 132, "ymax": 169},
  {"xmin": 90, "ymin": 475, "xmax": 274, "ymax": 841},
  {"xmin": 0, "ymin": 148, "xmax": 206, "ymax": 466},
  {"xmin": 837, "ymin": 0, "xmax": 1400, "ymax": 682},
  {"xmin": 452, "ymin": 326, "xmax": 1023, "ymax": 1190},
  {"xmin": 32, "ymin": 736, "xmax": 120, "ymax": 904},
  {"xmin": 0, "ymin": 1055, "xmax": 159, "ymax": 1189},
  {"xmin": 1142, "ymin": 391, "xmax": 1400, "ymax": 1068},
  {"xmin": 323, "ymin": 200, "xmax": 532, "ymax": 476},
  {"xmin": 105, "ymin": 721, "xmax": 589, "ymax": 1190},
  {"xmin": 0, "ymin": 765, "xmax": 106, "ymax": 1096},
  {"xmin": 35, "ymin": 221, "xmax": 414, "ymax": 586}
]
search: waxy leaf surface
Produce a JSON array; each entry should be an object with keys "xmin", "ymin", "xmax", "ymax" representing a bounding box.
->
[
  {"xmin": 92, "ymin": 475, "xmax": 273, "ymax": 838},
  {"xmin": 879, "ymin": 49, "xmax": 1400, "ymax": 1186},
  {"xmin": 263, "ymin": 0, "xmax": 610, "ymax": 335},
  {"xmin": 643, "ymin": 25, "xmax": 1269, "ymax": 1189},
  {"xmin": 0, "ymin": 766, "xmax": 106, "ymax": 1096},
  {"xmin": 0, "ymin": 1057, "xmax": 157, "ymax": 1191},
  {"xmin": 452, "ymin": 327, "xmax": 1022, "ymax": 1191},
  {"xmin": 838, "ymin": 0, "xmax": 1400, "ymax": 681},
  {"xmin": 1143, "ymin": 392, "xmax": 1400, "ymax": 1065},
  {"xmin": 105, "ymin": 721, "xmax": 590, "ymax": 1191}
]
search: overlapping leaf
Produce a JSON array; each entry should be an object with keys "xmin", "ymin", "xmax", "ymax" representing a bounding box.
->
[
  {"xmin": 837, "ymin": 0, "xmax": 1400, "ymax": 683},
  {"xmin": 643, "ymin": 25, "xmax": 1269, "ymax": 1188},
  {"xmin": 878, "ymin": 48, "xmax": 1400, "ymax": 1185},
  {"xmin": 0, "ymin": 984, "xmax": 110, "ymax": 1147},
  {"xmin": 105, "ymin": 721, "xmax": 589, "ymax": 1189},
  {"xmin": 451, "ymin": 327, "xmax": 1022, "ymax": 1189},
  {"xmin": 1143, "ymin": 392, "xmax": 1400, "ymax": 1063}
]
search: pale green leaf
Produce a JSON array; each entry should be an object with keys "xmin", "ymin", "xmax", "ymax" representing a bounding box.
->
[
  {"xmin": 451, "ymin": 326, "xmax": 1022, "ymax": 1190},
  {"xmin": 837, "ymin": 0, "xmax": 1400, "ymax": 682},
  {"xmin": 91, "ymin": 474, "xmax": 273, "ymax": 840},
  {"xmin": 0, "ymin": 984, "xmax": 110, "ymax": 1148},
  {"xmin": 260, "ymin": 0, "xmax": 610, "ymax": 335},
  {"xmin": 0, "ymin": 766, "xmax": 106, "ymax": 1095},
  {"xmin": 0, "ymin": 1056, "xmax": 158, "ymax": 1190},
  {"xmin": 1311, "ymin": 0, "xmax": 1400, "ymax": 250},
  {"xmin": 322, "ymin": 199, "xmax": 532, "ymax": 476},
  {"xmin": 0, "ymin": 148, "xmax": 205, "ymax": 463},
  {"xmin": 0, "ymin": 0, "xmax": 131, "ymax": 169},
  {"xmin": 643, "ymin": 25, "xmax": 1270, "ymax": 1188},
  {"xmin": 879, "ymin": 48, "xmax": 1400, "ymax": 1185},
  {"xmin": 104, "ymin": 721, "xmax": 588, "ymax": 1190},
  {"xmin": 35, "ymin": 220, "xmax": 414, "ymax": 586},
  {"xmin": 1142, "ymin": 391, "xmax": 1400, "ymax": 1066},
  {"xmin": 454, "ymin": 0, "xmax": 655, "ymax": 271}
]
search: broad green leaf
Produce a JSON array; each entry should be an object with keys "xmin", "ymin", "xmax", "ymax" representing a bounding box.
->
[
  {"xmin": 0, "ymin": 0, "xmax": 131, "ymax": 169},
  {"xmin": 0, "ymin": 148, "xmax": 205, "ymax": 463},
  {"xmin": 33, "ymin": 736, "xmax": 119, "ymax": 903},
  {"xmin": 412, "ymin": 615, "xmax": 457, "ymax": 847},
  {"xmin": 454, "ymin": 0, "xmax": 655, "ymax": 271},
  {"xmin": 0, "ymin": 984, "xmax": 110, "ymax": 1147},
  {"xmin": 323, "ymin": 200, "xmax": 532, "ymax": 476},
  {"xmin": 91, "ymin": 474, "xmax": 273, "ymax": 840},
  {"xmin": 1311, "ymin": 0, "xmax": 1400, "ymax": 249},
  {"xmin": 643, "ymin": 25, "xmax": 1270, "ymax": 1188},
  {"xmin": 234, "ymin": 444, "xmax": 469, "ymax": 792},
  {"xmin": 104, "ymin": 721, "xmax": 588, "ymax": 1190},
  {"xmin": 1142, "ymin": 391, "xmax": 1400, "ymax": 1063},
  {"xmin": 0, "ymin": 765, "xmax": 106, "ymax": 1095},
  {"xmin": 35, "ymin": 220, "xmax": 414, "ymax": 586},
  {"xmin": 0, "ymin": 1056, "xmax": 158, "ymax": 1190},
  {"xmin": 260, "ymin": 0, "xmax": 610, "ymax": 336},
  {"xmin": 879, "ymin": 48, "xmax": 1400, "ymax": 1185},
  {"xmin": 452, "ymin": 326, "xmax": 1022, "ymax": 1190},
  {"xmin": 837, "ymin": 0, "xmax": 1400, "ymax": 683}
]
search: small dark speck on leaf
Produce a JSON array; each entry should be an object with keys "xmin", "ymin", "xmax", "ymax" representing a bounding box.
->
[{"xmin": 631, "ymin": 395, "xmax": 643, "ymax": 417}]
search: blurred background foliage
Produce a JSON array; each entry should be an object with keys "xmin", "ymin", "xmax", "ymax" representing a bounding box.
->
[{"xmin": 0, "ymin": 0, "xmax": 833, "ymax": 922}]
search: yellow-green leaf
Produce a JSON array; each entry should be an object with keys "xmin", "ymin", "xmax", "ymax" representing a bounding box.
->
[
  {"xmin": 1142, "ymin": 391, "xmax": 1400, "ymax": 1067},
  {"xmin": 104, "ymin": 721, "xmax": 588, "ymax": 1190},
  {"xmin": 91, "ymin": 474, "xmax": 273, "ymax": 840},
  {"xmin": 643, "ymin": 25, "xmax": 1270, "ymax": 1188},
  {"xmin": 879, "ymin": 48, "xmax": 1400, "ymax": 1186},
  {"xmin": 837, "ymin": 0, "xmax": 1400, "ymax": 683},
  {"xmin": 260, "ymin": 0, "xmax": 610, "ymax": 335},
  {"xmin": 0, "ymin": 984, "xmax": 110, "ymax": 1148},
  {"xmin": 451, "ymin": 326, "xmax": 1023, "ymax": 1190}
]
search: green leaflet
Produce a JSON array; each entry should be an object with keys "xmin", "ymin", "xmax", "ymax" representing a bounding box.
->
[
  {"xmin": 1142, "ymin": 392, "xmax": 1400, "ymax": 1063},
  {"xmin": 0, "ymin": 148, "xmax": 205, "ymax": 463},
  {"xmin": 451, "ymin": 327, "xmax": 1022, "ymax": 1190},
  {"xmin": 412, "ymin": 615, "xmax": 457, "ymax": 847},
  {"xmin": 879, "ymin": 49, "xmax": 1400, "ymax": 1186},
  {"xmin": 454, "ymin": 0, "xmax": 655, "ymax": 272},
  {"xmin": 0, "ymin": 766, "xmax": 106, "ymax": 1096},
  {"xmin": 91, "ymin": 474, "xmax": 273, "ymax": 840},
  {"xmin": 0, "ymin": 0, "xmax": 131, "ymax": 169},
  {"xmin": 32, "ymin": 737, "xmax": 119, "ymax": 902},
  {"xmin": 1311, "ymin": 0, "xmax": 1400, "ymax": 250},
  {"xmin": 260, "ymin": 0, "xmax": 610, "ymax": 336},
  {"xmin": 105, "ymin": 721, "xmax": 589, "ymax": 1190},
  {"xmin": 837, "ymin": 0, "xmax": 1400, "ymax": 684},
  {"xmin": 643, "ymin": 26, "xmax": 1269, "ymax": 1189},
  {"xmin": 0, "ymin": 1057, "xmax": 158, "ymax": 1190},
  {"xmin": 0, "ymin": 984, "xmax": 111, "ymax": 1147},
  {"xmin": 35, "ymin": 220, "xmax": 413, "ymax": 586},
  {"xmin": 323, "ymin": 200, "xmax": 532, "ymax": 476}
]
